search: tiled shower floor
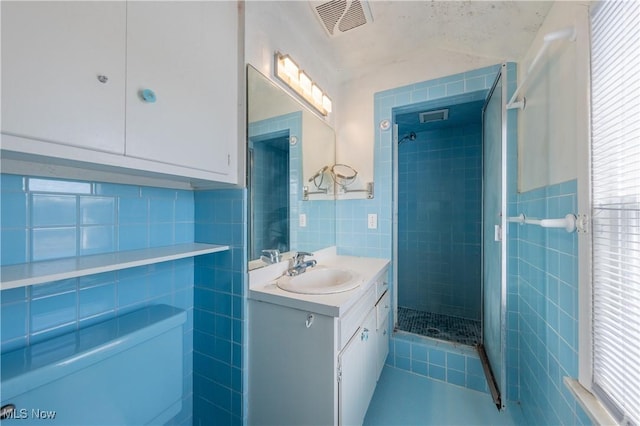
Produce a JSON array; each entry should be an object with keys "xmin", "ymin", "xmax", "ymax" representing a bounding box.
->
[{"xmin": 396, "ymin": 307, "xmax": 481, "ymax": 346}]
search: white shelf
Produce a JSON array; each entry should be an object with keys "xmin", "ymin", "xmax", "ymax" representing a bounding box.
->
[{"xmin": 1, "ymin": 243, "xmax": 229, "ymax": 290}]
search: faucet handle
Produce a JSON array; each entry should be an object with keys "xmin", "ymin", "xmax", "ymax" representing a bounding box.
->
[{"xmin": 294, "ymin": 251, "xmax": 314, "ymax": 262}]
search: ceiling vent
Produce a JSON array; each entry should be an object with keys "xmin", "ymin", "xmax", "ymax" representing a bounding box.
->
[
  {"xmin": 419, "ymin": 109, "xmax": 450, "ymax": 124},
  {"xmin": 310, "ymin": 0, "xmax": 374, "ymax": 37}
]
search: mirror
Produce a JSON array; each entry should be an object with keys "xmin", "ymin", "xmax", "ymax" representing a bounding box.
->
[{"xmin": 247, "ymin": 65, "xmax": 336, "ymax": 270}]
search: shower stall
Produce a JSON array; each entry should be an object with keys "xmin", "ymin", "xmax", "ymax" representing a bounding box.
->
[
  {"xmin": 395, "ymin": 94, "xmax": 486, "ymax": 345},
  {"xmin": 393, "ymin": 65, "xmax": 508, "ymax": 404}
]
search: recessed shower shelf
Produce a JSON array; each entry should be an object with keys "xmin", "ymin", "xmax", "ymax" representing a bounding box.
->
[{"xmin": 0, "ymin": 243, "xmax": 229, "ymax": 290}]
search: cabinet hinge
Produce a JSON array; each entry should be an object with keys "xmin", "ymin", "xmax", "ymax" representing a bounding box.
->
[
  {"xmin": 337, "ymin": 365, "xmax": 342, "ymax": 383},
  {"xmin": 227, "ymin": 154, "xmax": 231, "ymax": 166}
]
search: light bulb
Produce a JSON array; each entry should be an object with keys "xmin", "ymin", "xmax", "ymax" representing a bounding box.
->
[
  {"xmin": 312, "ymin": 84, "xmax": 323, "ymax": 105},
  {"xmin": 283, "ymin": 56, "xmax": 299, "ymax": 83},
  {"xmin": 322, "ymin": 95, "xmax": 332, "ymax": 113},
  {"xmin": 299, "ymin": 71, "xmax": 312, "ymax": 95}
]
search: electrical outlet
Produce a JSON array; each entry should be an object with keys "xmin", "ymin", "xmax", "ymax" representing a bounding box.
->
[
  {"xmin": 368, "ymin": 214, "xmax": 377, "ymax": 229},
  {"xmin": 299, "ymin": 214, "xmax": 307, "ymax": 227}
]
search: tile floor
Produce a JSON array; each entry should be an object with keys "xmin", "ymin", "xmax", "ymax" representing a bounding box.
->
[
  {"xmin": 396, "ymin": 307, "xmax": 481, "ymax": 346},
  {"xmin": 364, "ymin": 366, "xmax": 525, "ymax": 426}
]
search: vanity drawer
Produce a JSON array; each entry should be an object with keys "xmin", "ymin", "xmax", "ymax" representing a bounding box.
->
[
  {"xmin": 375, "ymin": 291, "xmax": 390, "ymax": 330},
  {"xmin": 338, "ymin": 285, "xmax": 376, "ymax": 350},
  {"xmin": 375, "ymin": 269, "xmax": 389, "ymax": 300}
]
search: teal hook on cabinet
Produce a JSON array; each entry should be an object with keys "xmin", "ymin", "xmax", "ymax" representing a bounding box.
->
[{"xmin": 140, "ymin": 89, "xmax": 157, "ymax": 103}]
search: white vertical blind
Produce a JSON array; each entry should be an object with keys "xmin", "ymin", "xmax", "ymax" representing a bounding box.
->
[{"xmin": 591, "ymin": 1, "xmax": 640, "ymax": 424}]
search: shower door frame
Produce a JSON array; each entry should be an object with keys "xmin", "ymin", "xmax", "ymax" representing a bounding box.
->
[
  {"xmin": 392, "ymin": 123, "xmax": 399, "ymax": 327},
  {"xmin": 480, "ymin": 63, "xmax": 508, "ymax": 409}
]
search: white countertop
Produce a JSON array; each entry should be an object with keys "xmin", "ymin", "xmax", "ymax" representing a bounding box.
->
[{"xmin": 248, "ymin": 247, "xmax": 390, "ymax": 317}]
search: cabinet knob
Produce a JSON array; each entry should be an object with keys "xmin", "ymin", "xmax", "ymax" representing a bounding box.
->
[
  {"xmin": 140, "ymin": 89, "xmax": 157, "ymax": 103},
  {"xmin": 97, "ymin": 75, "xmax": 108, "ymax": 84}
]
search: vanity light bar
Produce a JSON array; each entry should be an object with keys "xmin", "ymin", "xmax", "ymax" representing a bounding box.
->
[{"xmin": 275, "ymin": 52, "xmax": 332, "ymax": 116}]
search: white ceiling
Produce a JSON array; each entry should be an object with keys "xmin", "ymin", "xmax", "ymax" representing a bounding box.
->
[{"xmin": 303, "ymin": 0, "xmax": 554, "ymax": 79}]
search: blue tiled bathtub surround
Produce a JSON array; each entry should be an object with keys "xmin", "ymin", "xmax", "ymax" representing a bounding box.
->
[
  {"xmin": 515, "ymin": 180, "xmax": 590, "ymax": 425},
  {"xmin": 194, "ymin": 188, "xmax": 247, "ymax": 426},
  {"xmin": 0, "ymin": 174, "xmax": 195, "ymax": 425}
]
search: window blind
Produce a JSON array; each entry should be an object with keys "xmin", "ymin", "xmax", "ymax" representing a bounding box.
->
[{"xmin": 590, "ymin": 1, "xmax": 640, "ymax": 424}]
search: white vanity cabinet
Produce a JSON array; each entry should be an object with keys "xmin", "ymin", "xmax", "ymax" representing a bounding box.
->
[
  {"xmin": 248, "ymin": 260, "xmax": 390, "ymax": 426},
  {"xmin": 1, "ymin": 1, "xmax": 239, "ymax": 185}
]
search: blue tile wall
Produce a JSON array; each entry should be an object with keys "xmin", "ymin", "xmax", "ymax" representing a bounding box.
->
[
  {"xmin": 342, "ymin": 68, "xmax": 493, "ymax": 307},
  {"xmin": 0, "ymin": 174, "xmax": 196, "ymax": 425},
  {"xmin": 249, "ymin": 134, "xmax": 290, "ymax": 259},
  {"xmin": 249, "ymin": 112, "xmax": 335, "ymax": 257},
  {"xmin": 337, "ymin": 65, "xmax": 501, "ymax": 260},
  {"xmin": 249, "ymin": 113, "xmax": 300, "ymax": 259},
  {"xmin": 0, "ymin": 174, "xmax": 194, "ymax": 266},
  {"xmin": 193, "ymin": 188, "xmax": 247, "ymax": 426},
  {"xmin": 388, "ymin": 332, "xmax": 490, "ymax": 394},
  {"xmin": 297, "ymin": 196, "xmax": 335, "ymax": 253},
  {"xmin": 397, "ymin": 123, "xmax": 482, "ymax": 320},
  {"xmin": 515, "ymin": 180, "xmax": 590, "ymax": 425}
]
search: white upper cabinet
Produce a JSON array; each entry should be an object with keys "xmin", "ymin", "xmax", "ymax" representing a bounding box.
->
[
  {"xmin": 1, "ymin": 1, "xmax": 239, "ymax": 186},
  {"xmin": 125, "ymin": 1, "xmax": 237, "ymax": 176},
  {"xmin": 1, "ymin": 2, "xmax": 126, "ymax": 154}
]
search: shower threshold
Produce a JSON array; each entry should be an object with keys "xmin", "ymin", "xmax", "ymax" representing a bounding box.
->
[{"xmin": 396, "ymin": 307, "xmax": 480, "ymax": 346}]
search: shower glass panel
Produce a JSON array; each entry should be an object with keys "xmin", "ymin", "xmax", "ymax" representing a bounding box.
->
[{"xmin": 481, "ymin": 65, "xmax": 506, "ymax": 408}]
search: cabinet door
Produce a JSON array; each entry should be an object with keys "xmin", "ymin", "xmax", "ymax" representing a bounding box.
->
[
  {"xmin": 125, "ymin": 1, "xmax": 238, "ymax": 178},
  {"xmin": 339, "ymin": 326, "xmax": 365, "ymax": 426},
  {"xmin": 338, "ymin": 309, "xmax": 377, "ymax": 426},
  {"xmin": 1, "ymin": 1, "xmax": 126, "ymax": 153},
  {"xmin": 361, "ymin": 309, "xmax": 378, "ymax": 406},
  {"xmin": 376, "ymin": 318, "xmax": 389, "ymax": 381}
]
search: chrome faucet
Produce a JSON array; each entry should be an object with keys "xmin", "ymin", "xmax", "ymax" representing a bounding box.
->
[
  {"xmin": 261, "ymin": 249, "xmax": 281, "ymax": 264},
  {"xmin": 286, "ymin": 251, "xmax": 317, "ymax": 276}
]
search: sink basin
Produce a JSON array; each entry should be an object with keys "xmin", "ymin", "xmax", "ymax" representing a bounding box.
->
[{"xmin": 276, "ymin": 266, "xmax": 361, "ymax": 294}]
